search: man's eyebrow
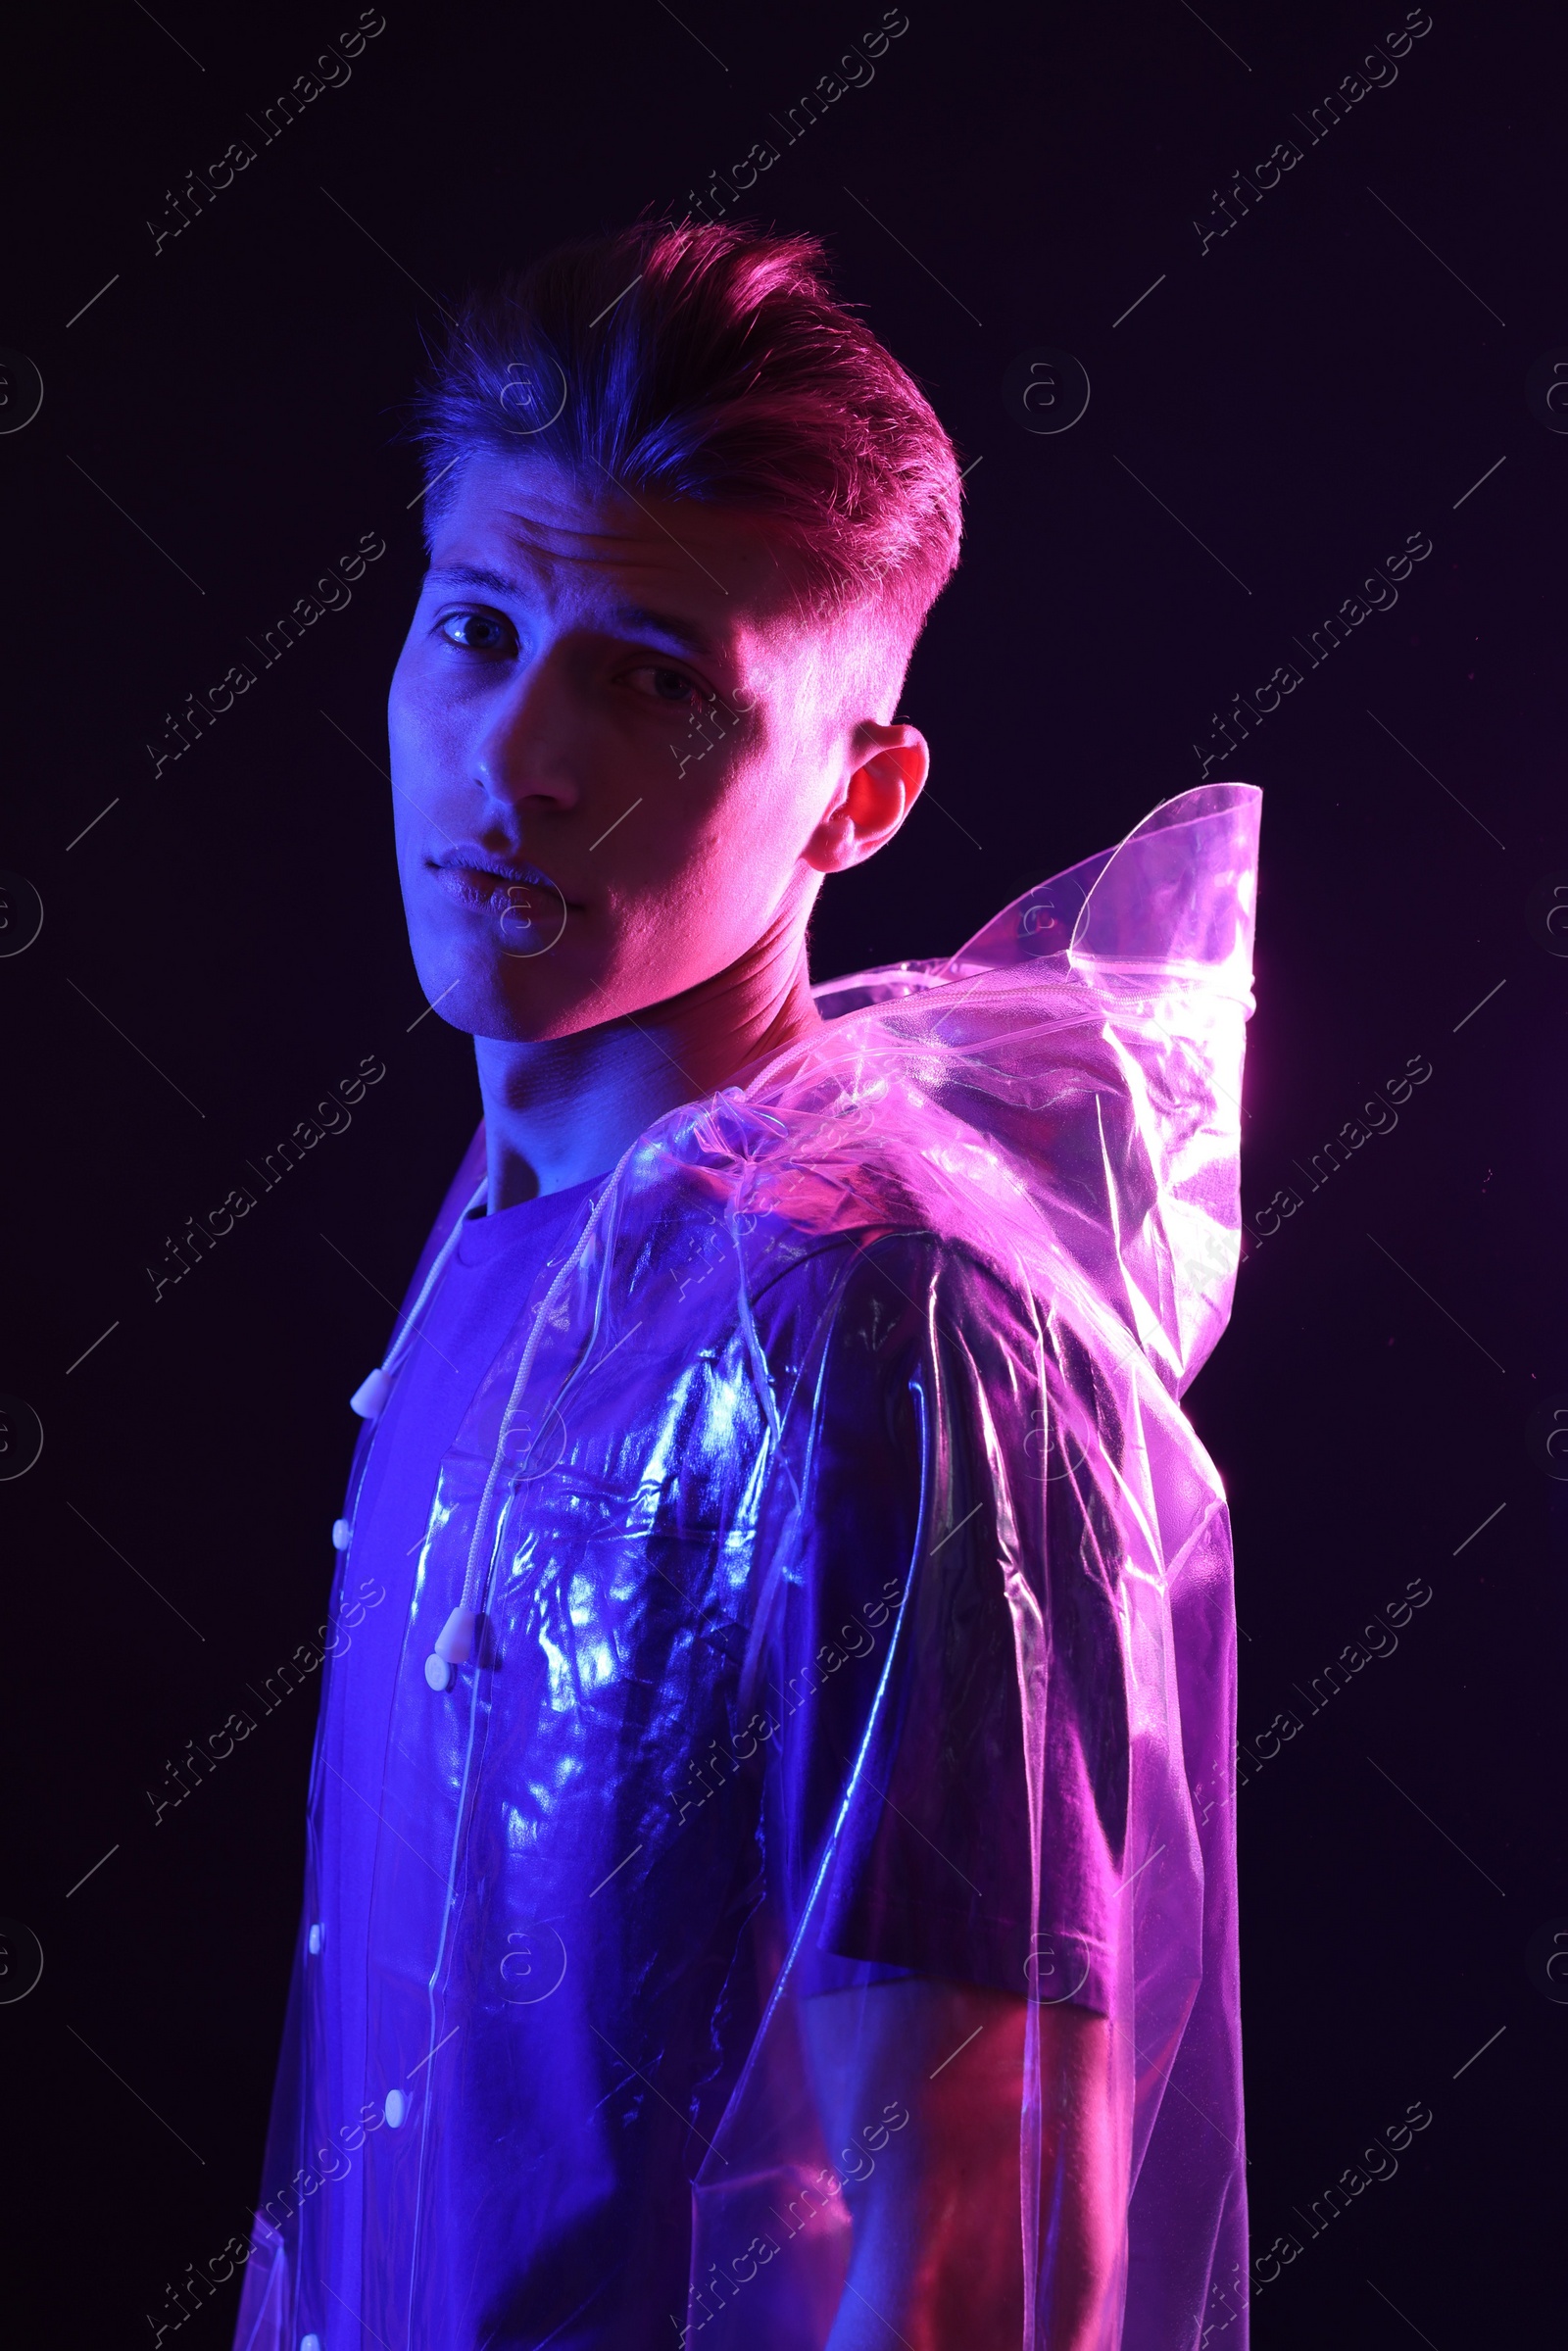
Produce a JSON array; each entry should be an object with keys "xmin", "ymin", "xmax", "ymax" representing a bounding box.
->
[
  {"xmin": 427, "ymin": 563, "xmax": 525, "ymax": 598},
  {"xmin": 601, "ymin": 603, "xmax": 722, "ymax": 661},
  {"xmin": 425, "ymin": 570, "xmax": 723, "ymax": 662}
]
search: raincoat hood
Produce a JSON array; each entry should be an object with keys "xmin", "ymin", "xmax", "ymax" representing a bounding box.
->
[{"xmin": 761, "ymin": 776, "xmax": 1259, "ymax": 1397}]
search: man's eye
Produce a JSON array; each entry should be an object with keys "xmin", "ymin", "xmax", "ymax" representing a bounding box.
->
[
  {"xmin": 439, "ymin": 610, "xmax": 513, "ymax": 653},
  {"xmin": 630, "ymin": 663, "xmax": 710, "ymax": 710}
]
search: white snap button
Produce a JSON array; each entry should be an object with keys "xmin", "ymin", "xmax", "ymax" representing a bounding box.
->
[
  {"xmin": 301, "ymin": 2335, "xmax": 321, "ymax": 2350},
  {"xmin": 383, "ymin": 2088, "xmax": 407, "ymax": 2129},
  {"xmin": 307, "ymin": 1923, "xmax": 322, "ymax": 1955},
  {"xmin": 423, "ymin": 1653, "xmax": 454, "ymax": 1692},
  {"xmin": 331, "ymin": 1519, "xmax": 352, "ymax": 1550}
]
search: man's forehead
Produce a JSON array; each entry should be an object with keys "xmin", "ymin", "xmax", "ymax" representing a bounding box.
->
[{"xmin": 427, "ymin": 454, "xmax": 798, "ymax": 646}]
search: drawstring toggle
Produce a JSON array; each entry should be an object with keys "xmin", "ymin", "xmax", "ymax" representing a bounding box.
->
[{"xmin": 424, "ymin": 1606, "xmax": 479, "ymax": 1692}]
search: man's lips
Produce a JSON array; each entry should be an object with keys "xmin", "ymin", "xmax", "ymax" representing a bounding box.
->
[{"xmin": 427, "ymin": 854, "xmax": 576, "ymax": 913}]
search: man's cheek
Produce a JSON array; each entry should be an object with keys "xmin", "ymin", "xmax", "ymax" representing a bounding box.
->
[{"xmin": 387, "ymin": 701, "xmax": 467, "ymax": 849}]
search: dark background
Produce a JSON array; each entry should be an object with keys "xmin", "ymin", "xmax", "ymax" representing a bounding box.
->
[{"xmin": 1, "ymin": 1, "xmax": 1562, "ymax": 2342}]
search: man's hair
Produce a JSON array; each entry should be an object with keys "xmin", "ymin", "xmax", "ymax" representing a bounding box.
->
[{"xmin": 412, "ymin": 220, "xmax": 963, "ymax": 655}]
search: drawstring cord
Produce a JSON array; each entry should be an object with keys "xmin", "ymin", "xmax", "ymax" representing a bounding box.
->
[
  {"xmin": 423, "ymin": 1166, "xmax": 622, "ymax": 1691},
  {"xmin": 335, "ymin": 1180, "xmax": 485, "ymax": 1666},
  {"xmin": 336, "ymin": 1158, "xmax": 602, "ymax": 1697},
  {"xmin": 348, "ymin": 1180, "xmax": 489, "ymax": 1419}
]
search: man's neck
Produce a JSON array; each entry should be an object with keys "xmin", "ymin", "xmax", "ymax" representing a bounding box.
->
[{"xmin": 474, "ymin": 939, "xmax": 825, "ymax": 1209}]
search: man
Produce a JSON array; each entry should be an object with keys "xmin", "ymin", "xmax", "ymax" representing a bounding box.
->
[{"xmin": 236, "ymin": 221, "xmax": 1257, "ymax": 2351}]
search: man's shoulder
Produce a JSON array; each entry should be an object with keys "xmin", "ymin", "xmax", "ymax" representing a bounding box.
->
[
  {"xmin": 743, "ymin": 1215, "xmax": 1017, "ymax": 1329},
  {"xmin": 617, "ymin": 1080, "xmax": 1042, "ymax": 1337}
]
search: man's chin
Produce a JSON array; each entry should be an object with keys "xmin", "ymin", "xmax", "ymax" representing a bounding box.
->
[{"xmin": 413, "ymin": 956, "xmax": 612, "ymax": 1045}]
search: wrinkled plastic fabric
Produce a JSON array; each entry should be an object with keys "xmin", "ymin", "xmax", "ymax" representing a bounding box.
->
[{"xmin": 236, "ymin": 780, "xmax": 1259, "ymax": 2351}]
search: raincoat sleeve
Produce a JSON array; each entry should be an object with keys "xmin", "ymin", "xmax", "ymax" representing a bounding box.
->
[
  {"xmin": 687, "ymin": 1226, "xmax": 1146, "ymax": 2346},
  {"xmin": 758, "ymin": 1229, "xmax": 1125, "ymax": 2021}
]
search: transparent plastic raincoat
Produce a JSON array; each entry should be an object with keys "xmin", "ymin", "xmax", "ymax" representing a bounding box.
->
[{"xmin": 236, "ymin": 779, "xmax": 1260, "ymax": 2351}]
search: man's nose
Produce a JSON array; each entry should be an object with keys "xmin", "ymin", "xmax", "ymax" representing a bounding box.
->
[{"xmin": 471, "ymin": 657, "xmax": 580, "ymax": 812}]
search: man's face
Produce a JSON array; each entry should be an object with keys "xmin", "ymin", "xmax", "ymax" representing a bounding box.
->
[{"xmin": 388, "ymin": 453, "xmax": 896, "ymax": 1041}]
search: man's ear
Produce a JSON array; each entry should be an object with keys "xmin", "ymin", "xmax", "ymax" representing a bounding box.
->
[{"xmin": 802, "ymin": 722, "xmax": 930, "ymax": 874}]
